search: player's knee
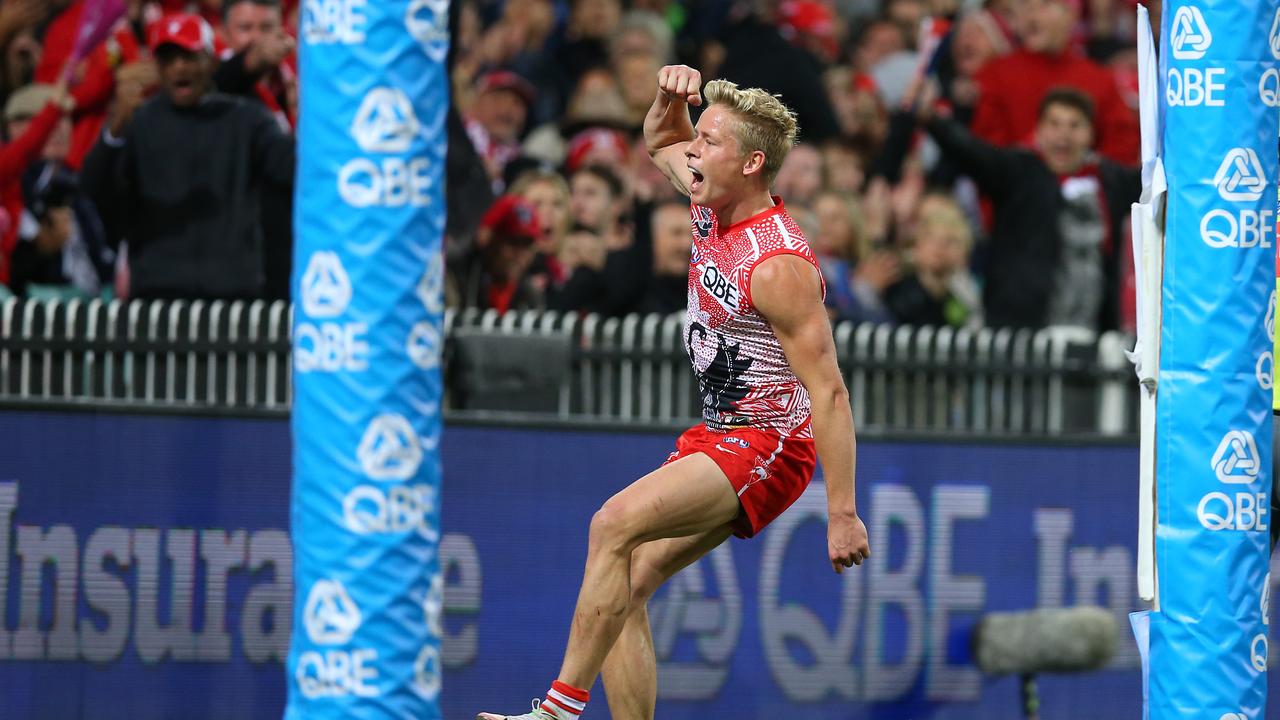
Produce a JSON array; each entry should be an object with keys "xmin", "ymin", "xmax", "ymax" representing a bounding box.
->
[{"xmin": 588, "ymin": 500, "xmax": 638, "ymax": 552}]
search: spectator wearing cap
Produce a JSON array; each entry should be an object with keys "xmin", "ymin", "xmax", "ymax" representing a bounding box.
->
[
  {"xmin": 447, "ymin": 194, "xmax": 545, "ymax": 313},
  {"xmin": 465, "ymin": 70, "xmax": 536, "ymax": 193},
  {"xmin": 213, "ymin": 0, "xmax": 298, "ymax": 301},
  {"xmin": 80, "ymin": 13, "xmax": 294, "ymax": 301},
  {"xmin": 970, "ymin": 0, "xmax": 1139, "ymax": 164},
  {"xmin": 0, "ymin": 82, "xmax": 77, "ymax": 286},
  {"xmin": 8, "ymin": 159, "xmax": 113, "ymax": 297}
]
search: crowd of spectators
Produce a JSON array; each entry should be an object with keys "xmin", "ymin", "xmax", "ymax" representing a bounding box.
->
[
  {"xmin": 0, "ymin": 0, "xmax": 296, "ymax": 302},
  {"xmin": 0, "ymin": 0, "xmax": 1151, "ymax": 335},
  {"xmin": 449, "ymin": 0, "xmax": 1148, "ymax": 332}
]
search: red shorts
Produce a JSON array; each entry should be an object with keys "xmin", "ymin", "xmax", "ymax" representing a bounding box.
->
[{"xmin": 664, "ymin": 423, "xmax": 817, "ymax": 538}]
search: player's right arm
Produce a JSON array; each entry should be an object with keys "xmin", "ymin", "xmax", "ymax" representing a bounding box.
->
[{"xmin": 644, "ymin": 65, "xmax": 700, "ymax": 197}]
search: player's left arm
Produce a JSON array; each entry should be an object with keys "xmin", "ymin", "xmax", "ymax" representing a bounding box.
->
[{"xmin": 751, "ymin": 254, "xmax": 870, "ymax": 574}]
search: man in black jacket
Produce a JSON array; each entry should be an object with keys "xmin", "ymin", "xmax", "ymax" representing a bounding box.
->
[
  {"xmin": 81, "ymin": 13, "xmax": 294, "ymax": 301},
  {"xmin": 213, "ymin": 0, "xmax": 297, "ymax": 300},
  {"xmin": 915, "ymin": 85, "xmax": 1140, "ymax": 330}
]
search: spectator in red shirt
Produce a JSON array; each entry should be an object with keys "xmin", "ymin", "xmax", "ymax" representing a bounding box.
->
[
  {"xmin": 0, "ymin": 82, "xmax": 76, "ymax": 285},
  {"xmin": 970, "ymin": 0, "xmax": 1139, "ymax": 164},
  {"xmin": 33, "ymin": 0, "xmax": 145, "ymax": 169}
]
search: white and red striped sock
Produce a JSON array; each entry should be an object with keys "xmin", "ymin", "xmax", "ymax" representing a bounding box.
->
[{"xmin": 540, "ymin": 680, "xmax": 589, "ymax": 718}]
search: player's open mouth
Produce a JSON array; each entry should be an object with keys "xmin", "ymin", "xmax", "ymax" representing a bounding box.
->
[{"xmin": 689, "ymin": 167, "xmax": 704, "ymax": 192}]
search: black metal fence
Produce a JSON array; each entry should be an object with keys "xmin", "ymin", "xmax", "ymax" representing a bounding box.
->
[{"xmin": 0, "ymin": 298, "xmax": 1139, "ymax": 437}]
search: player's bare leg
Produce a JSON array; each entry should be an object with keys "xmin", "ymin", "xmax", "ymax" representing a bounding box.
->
[
  {"xmin": 476, "ymin": 453, "xmax": 738, "ymax": 720},
  {"xmin": 558, "ymin": 453, "xmax": 738, "ymax": 685},
  {"xmin": 602, "ymin": 526, "xmax": 734, "ymax": 720}
]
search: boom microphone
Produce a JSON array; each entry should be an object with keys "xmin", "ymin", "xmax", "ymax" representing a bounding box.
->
[{"xmin": 972, "ymin": 606, "xmax": 1119, "ymax": 676}]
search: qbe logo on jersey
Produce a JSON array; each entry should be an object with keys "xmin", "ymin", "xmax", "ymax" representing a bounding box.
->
[
  {"xmin": 296, "ymin": 579, "xmax": 381, "ymax": 699},
  {"xmin": 339, "ymin": 87, "xmax": 433, "ymax": 208},
  {"xmin": 295, "ymin": 251, "xmax": 369, "ymax": 373},
  {"xmin": 1197, "ymin": 430, "xmax": 1269, "ymax": 532},
  {"xmin": 1200, "ymin": 149, "xmax": 1274, "ymax": 249},
  {"xmin": 697, "ymin": 257, "xmax": 741, "ymax": 315},
  {"xmin": 346, "ymin": 414, "xmax": 438, "ymax": 538}
]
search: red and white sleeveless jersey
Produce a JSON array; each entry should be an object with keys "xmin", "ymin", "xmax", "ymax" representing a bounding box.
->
[{"xmin": 684, "ymin": 198, "xmax": 824, "ymax": 436}]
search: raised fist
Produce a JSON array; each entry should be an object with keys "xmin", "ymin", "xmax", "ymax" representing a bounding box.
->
[{"xmin": 657, "ymin": 65, "xmax": 702, "ymax": 107}]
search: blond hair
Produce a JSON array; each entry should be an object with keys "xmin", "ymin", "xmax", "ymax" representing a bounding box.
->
[
  {"xmin": 814, "ymin": 190, "xmax": 870, "ymax": 263},
  {"xmin": 915, "ymin": 193, "xmax": 974, "ymax": 255},
  {"xmin": 702, "ymin": 79, "xmax": 799, "ymax": 184}
]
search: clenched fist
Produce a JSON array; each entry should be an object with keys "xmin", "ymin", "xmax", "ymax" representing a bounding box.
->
[
  {"xmin": 828, "ymin": 511, "xmax": 870, "ymax": 574},
  {"xmin": 657, "ymin": 64, "xmax": 702, "ymax": 107}
]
